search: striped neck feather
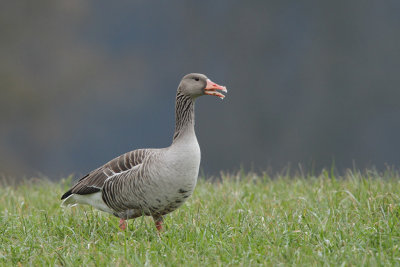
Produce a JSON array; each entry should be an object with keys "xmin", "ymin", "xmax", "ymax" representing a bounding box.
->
[{"xmin": 172, "ymin": 92, "xmax": 195, "ymax": 142}]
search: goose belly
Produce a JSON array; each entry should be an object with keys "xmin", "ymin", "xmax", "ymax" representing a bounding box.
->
[
  {"xmin": 143, "ymin": 146, "xmax": 200, "ymax": 215},
  {"xmin": 146, "ymin": 164, "xmax": 199, "ymax": 214},
  {"xmin": 117, "ymin": 170, "xmax": 199, "ymax": 219},
  {"xmin": 115, "ymin": 142, "xmax": 201, "ymax": 219}
]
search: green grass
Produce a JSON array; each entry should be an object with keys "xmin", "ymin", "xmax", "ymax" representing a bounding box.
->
[{"xmin": 1, "ymin": 170, "xmax": 400, "ymax": 266}]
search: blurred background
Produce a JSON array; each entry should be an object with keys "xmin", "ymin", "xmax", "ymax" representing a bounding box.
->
[{"xmin": 1, "ymin": 1, "xmax": 400, "ymax": 179}]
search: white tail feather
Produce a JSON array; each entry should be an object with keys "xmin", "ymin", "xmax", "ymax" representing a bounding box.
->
[{"xmin": 61, "ymin": 192, "xmax": 114, "ymax": 214}]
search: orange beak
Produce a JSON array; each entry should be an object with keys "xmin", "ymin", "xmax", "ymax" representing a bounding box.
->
[{"xmin": 204, "ymin": 79, "xmax": 228, "ymax": 99}]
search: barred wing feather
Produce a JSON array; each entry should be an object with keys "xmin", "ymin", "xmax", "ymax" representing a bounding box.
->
[{"xmin": 61, "ymin": 149, "xmax": 150, "ymax": 200}]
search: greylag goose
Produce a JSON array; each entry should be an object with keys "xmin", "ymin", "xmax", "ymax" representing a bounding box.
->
[{"xmin": 61, "ymin": 73, "xmax": 227, "ymax": 231}]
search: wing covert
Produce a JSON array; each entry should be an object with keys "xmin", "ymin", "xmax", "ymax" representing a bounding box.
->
[{"xmin": 61, "ymin": 149, "xmax": 150, "ymax": 199}]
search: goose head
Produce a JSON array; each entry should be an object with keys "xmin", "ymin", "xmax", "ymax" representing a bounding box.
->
[{"xmin": 178, "ymin": 73, "xmax": 227, "ymax": 99}]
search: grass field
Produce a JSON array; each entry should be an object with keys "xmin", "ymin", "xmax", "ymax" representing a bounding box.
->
[{"xmin": 1, "ymin": 170, "xmax": 400, "ymax": 266}]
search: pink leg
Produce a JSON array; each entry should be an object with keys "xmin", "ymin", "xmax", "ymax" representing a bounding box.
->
[
  {"xmin": 155, "ymin": 220, "xmax": 163, "ymax": 231},
  {"xmin": 119, "ymin": 218, "xmax": 127, "ymax": 230},
  {"xmin": 153, "ymin": 216, "xmax": 164, "ymax": 232}
]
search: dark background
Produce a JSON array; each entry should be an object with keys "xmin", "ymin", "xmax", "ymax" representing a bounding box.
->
[{"xmin": 1, "ymin": 1, "xmax": 400, "ymax": 179}]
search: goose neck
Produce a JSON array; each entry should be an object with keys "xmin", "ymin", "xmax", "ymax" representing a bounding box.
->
[{"xmin": 172, "ymin": 93, "xmax": 196, "ymax": 143}]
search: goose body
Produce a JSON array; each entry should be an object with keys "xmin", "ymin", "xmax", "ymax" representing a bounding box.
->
[{"xmin": 61, "ymin": 73, "xmax": 227, "ymax": 230}]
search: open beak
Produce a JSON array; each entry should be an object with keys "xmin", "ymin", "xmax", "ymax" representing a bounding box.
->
[{"xmin": 204, "ymin": 79, "xmax": 228, "ymax": 99}]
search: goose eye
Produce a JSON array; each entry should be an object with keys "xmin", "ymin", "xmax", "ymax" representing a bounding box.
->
[{"xmin": 194, "ymin": 77, "xmax": 199, "ymax": 81}]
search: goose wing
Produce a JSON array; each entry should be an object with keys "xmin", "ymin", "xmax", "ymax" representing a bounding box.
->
[{"xmin": 61, "ymin": 149, "xmax": 150, "ymax": 200}]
